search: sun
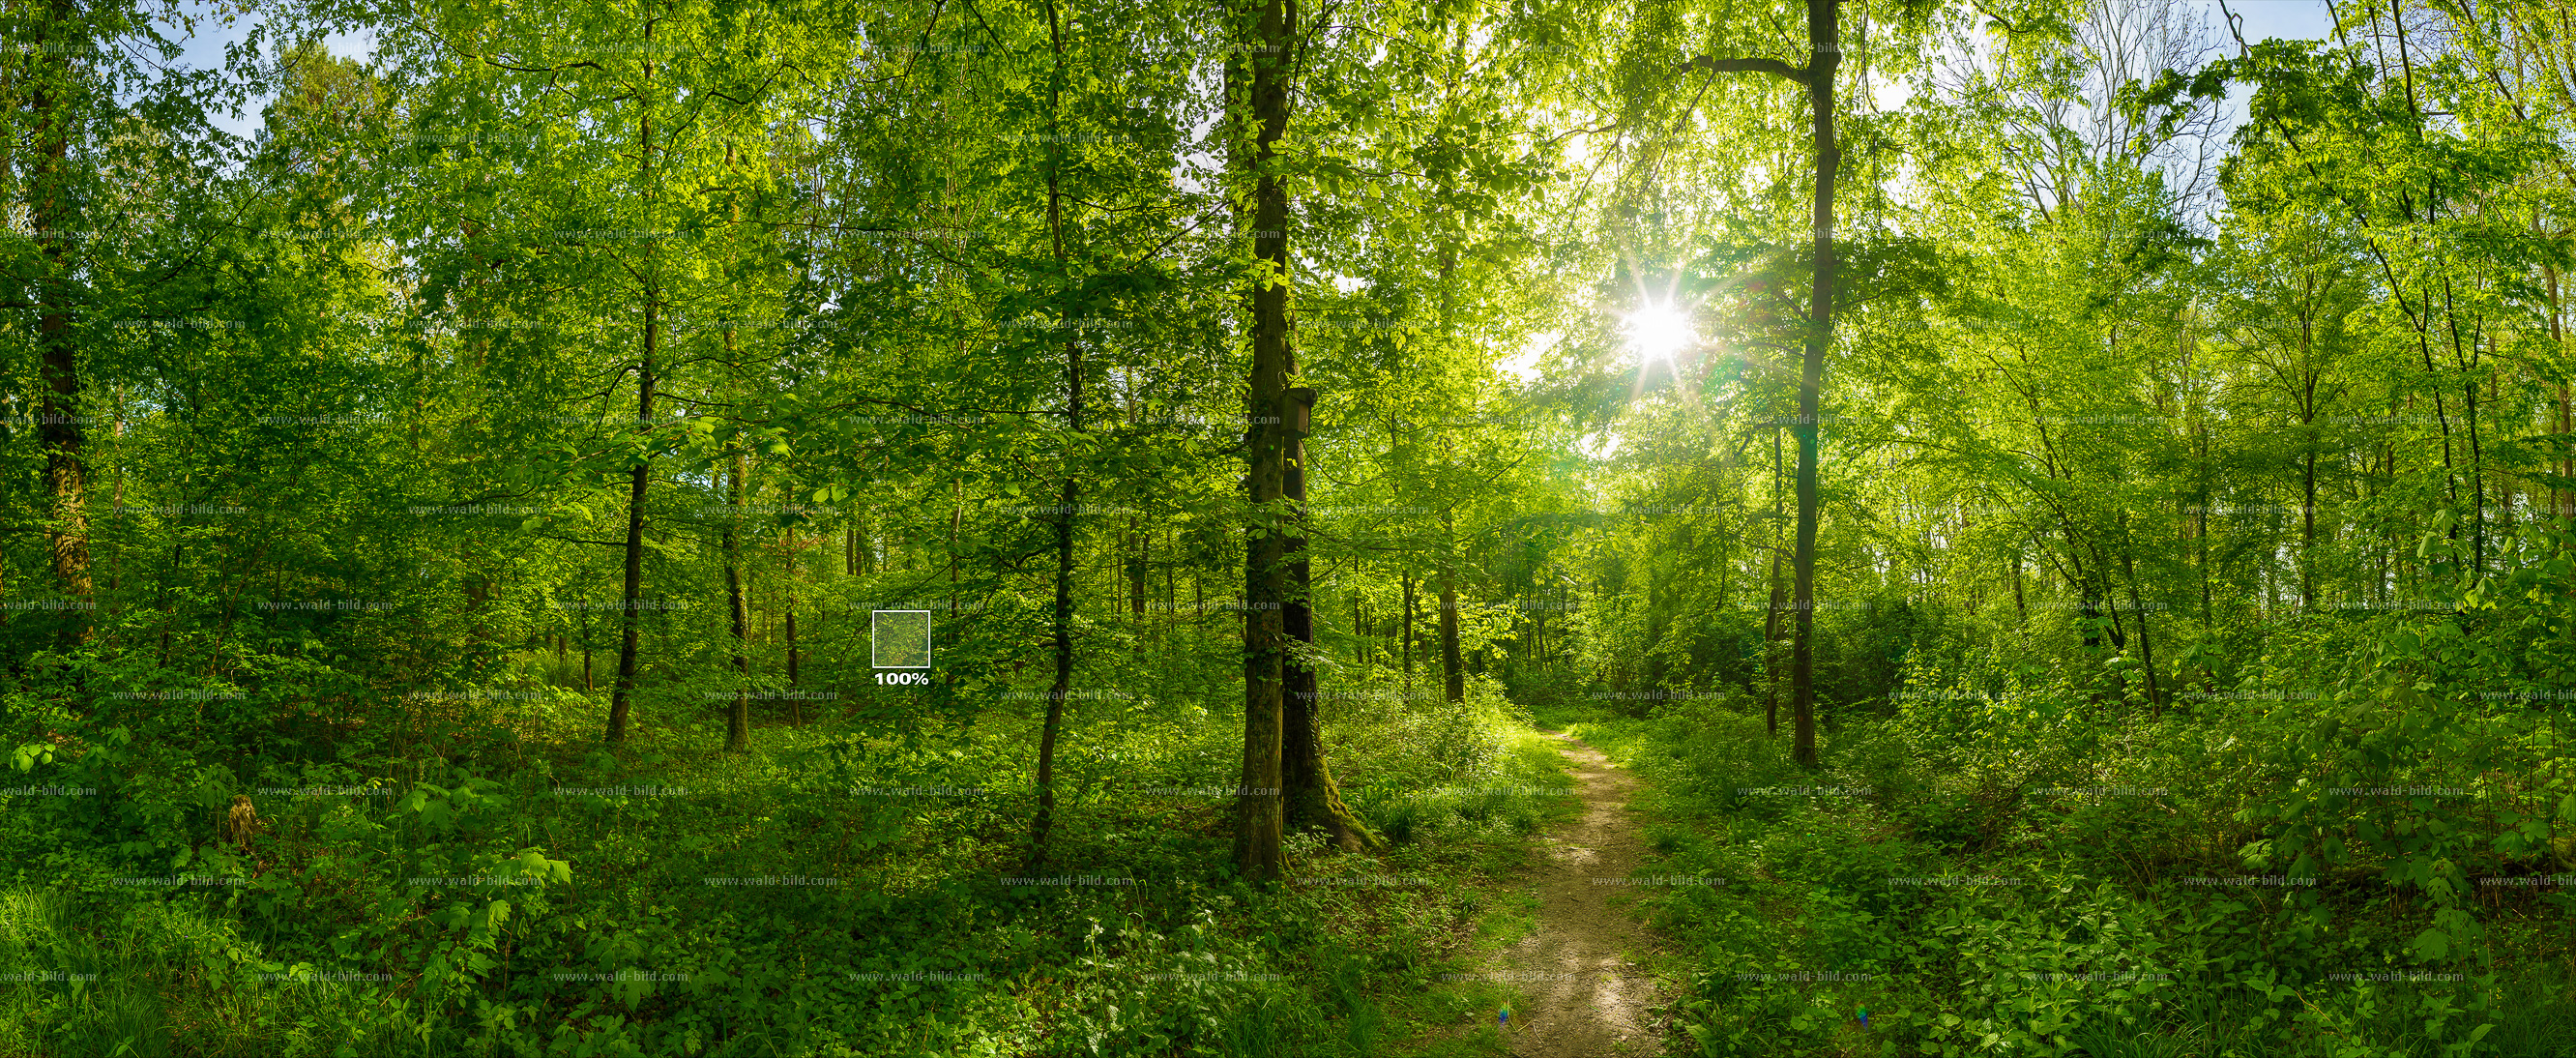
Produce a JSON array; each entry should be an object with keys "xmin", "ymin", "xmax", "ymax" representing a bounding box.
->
[{"xmin": 1625, "ymin": 301, "xmax": 1693, "ymax": 363}]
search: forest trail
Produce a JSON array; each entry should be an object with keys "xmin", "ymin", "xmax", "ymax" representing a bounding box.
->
[{"xmin": 1490, "ymin": 730, "xmax": 1669, "ymax": 1057}]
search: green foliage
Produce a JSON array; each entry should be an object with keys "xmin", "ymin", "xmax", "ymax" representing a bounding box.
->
[{"xmin": 5, "ymin": 0, "xmax": 2575, "ymax": 1054}]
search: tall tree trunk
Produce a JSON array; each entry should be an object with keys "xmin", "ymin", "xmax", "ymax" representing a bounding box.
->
[
  {"xmin": 1128, "ymin": 516, "xmax": 1149, "ymax": 616},
  {"xmin": 606, "ymin": 34, "xmax": 658, "ymax": 746},
  {"xmin": 607, "ymin": 337, "xmax": 654, "ymax": 747},
  {"xmin": 1532, "ymin": 600, "xmax": 1545, "ymax": 666},
  {"xmin": 1281, "ymin": 389, "xmax": 1379, "ymax": 851},
  {"xmin": 1027, "ymin": 0, "xmax": 1085, "ymax": 878},
  {"xmin": 103, "ymin": 388, "xmax": 122, "ymax": 598},
  {"xmin": 1687, "ymin": 2, "xmax": 1841, "ymax": 764},
  {"xmin": 2562, "ymin": 386, "xmax": 2574, "ymax": 524},
  {"xmin": 1230, "ymin": 0, "xmax": 1295, "ymax": 882},
  {"xmin": 2550, "ymin": 261, "xmax": 2571, "ymax": 525},
  {"xmin": 783, "ymin": 527, "xmax": 801, "ymax": 725},
  {"xmin": 1439, "ymin": 510, "xmax": 1464, "ymax": 705},
  {"xmin": 2012, "ymin": 549, "xmax": 2028, "ymax": 625},
  {"xmin": 1764, "ymin": 428, "xmax": 1786, "ymax": 737},
  {"xmin": 1788, "ymin": 0, "xmax": 1840, "ymax": 770},
  {"xmin": 608, "ymin": 340, "xmax": 654, "ymax": 745},
  {"xmin": 1354, "ymin": 592, "xmax": 1365, "ymax": 665},
  {"xmin": 2121, "ymin": 550, "xmax": 2159, "ymax": 716},
  {"xmin": 723, "ymin": 454, "xmax": 751, "ymax": 751},
  {"xmin": 2458, "ymin": 324, "xmax": 2485, "ymax": 571},
  {"xmin": 1400, "ymin": 571, "xmax": 1416, "ymax": 686},
  {"xmin": 2194, "ymin": 481, "xmax": 2210, "ymax": 628},
  {"xmin": 1643, "ymin": 561, "xmax": 1668, "ymax": 691},
  {"xmin": 2301, "ymin": 448, "xmax": 2318, "ymax": 605},
  {"xmin": 781, "ymin": 519, "xmax": 802, "ymax": 703},
  {"xmin": 31, "ymin": 5, "xmax": 89, "ymax": 645}
]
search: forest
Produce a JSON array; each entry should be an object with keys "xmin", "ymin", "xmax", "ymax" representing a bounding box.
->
[{"xmin": 3, "ymin": 0, "xmax": 2573, "ymax": 1054}]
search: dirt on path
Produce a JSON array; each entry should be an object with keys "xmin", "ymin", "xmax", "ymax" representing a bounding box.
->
[{"xmin": 1490, "ymin": 729, "xmax": 1670, "ymax": 1057}]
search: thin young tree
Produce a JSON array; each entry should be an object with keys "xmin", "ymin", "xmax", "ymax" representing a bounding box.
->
[{"xmin": 1685, "ymin": 0, "xmax": 1841, "ymax": 767}]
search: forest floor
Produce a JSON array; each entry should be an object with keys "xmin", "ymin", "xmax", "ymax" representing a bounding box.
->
[{"xmin": 1456, "ymin": 729, "xmax": 1676, "ymax": 1057}]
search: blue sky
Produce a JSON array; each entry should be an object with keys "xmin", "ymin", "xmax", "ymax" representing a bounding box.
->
[
  {"xmin": 161, "ymin": 0, "xmax": 371, "ymax": 141},
  {"xmin": 2218, "ymin": 0, "xmax": 2336, "ymax": 44}
]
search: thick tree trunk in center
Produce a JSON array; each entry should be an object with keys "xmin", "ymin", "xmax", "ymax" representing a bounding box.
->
[
  {"xmin": 1280, "ymin": 389, "xmax": 1380, "ymax": 852},
  {"xmin": 1230, "ymin": 0, "xmax": 1296, "ymax": 882}
]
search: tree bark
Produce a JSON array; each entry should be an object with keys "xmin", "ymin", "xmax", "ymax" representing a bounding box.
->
[
  {"xmin": 1692, "ymin": 6, "xmax": 1837, "ymax": 768},
  {"xmin": 1788, "ymin": 0, "xmax": 1839, "ymax": 770},
  {"xmin": 723, "ymin": 454, "xmax": 751, "ymax": 751},
  {"xmin": 782, "ymin": 520, "xmax": 802, "ymax": 712},
  {"xmin": 606, "ymin": 31, "xmax": 658, "ymax": 746},
  {"xmin": 2120, "ymin": 550, "xmax": 2159, "ymax": 716},
  {"xmin": 607, "ymin": 340, "xmax": 653, "ymax": 746},
  {"xmin": 1439, "ymin": 510, "xmax": 1465, "ymax": 705},
  {"xmin": 1128, "ymin": 516, "xmax": 1149, "ymax": 616},
  {"xmin": 1643, "ymin": 560, "xmax": 1668, "ymax": 691},
  {"xmin": 1027, "ymin": 0, "xmax": 1084, "ymax": 878},
  {"xmin": 1229, "ymin": 0, "xmax": 1295, "ymax": 882},
  {"xmin": 1764, "ymin": 429, "xmax": 1786, "ymax": 737},
  {"xmin": 2013, "ymin": 549, "xmax": 2028, "ymax": 624},
  {"xmin": 783, "ymin": 530, "xmax": 801, "ymax": 724},
  {"xmin": 1280, "ymin": 388, "xmax": 1380, "ymax": 852},
  {"xmin": 1400, "ymin": 571, "xmax": 1416, "ymax": 686},
  {"xmin": 31, "ymin": 3, "xmax": 90, "ymax": 644},
  {"xmin": 2545, "ymin": 258, "xmax": 2565, "ymax": 525}
]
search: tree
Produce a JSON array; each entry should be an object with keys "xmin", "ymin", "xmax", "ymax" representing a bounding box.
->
[
  {"xmin": 1027, "ymin": 0, "xmax": 1088, "ymax": 878},
  {"xmin": 1228, "ymin": 0, "xmax": 1297, "ymax": 882},
  {"xmin": 2, "ymin": 0, "xmax": 247, "ymax": 648},
  {"xmin": 1279, "ymin": 385, "xmax": 1379, "ymax": 851},
  {"xmin": 1683, "ymin": 0, "xmax": 1842, "ymax": 767},
  {"xmin": 722, "ymin": 451, "xmax": 752, "ymax": 750}
]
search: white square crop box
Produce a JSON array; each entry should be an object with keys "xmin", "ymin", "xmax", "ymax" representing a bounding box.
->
[{"xmin": 871, "ymin": 610, "xmax": 931, "ymax": 668}]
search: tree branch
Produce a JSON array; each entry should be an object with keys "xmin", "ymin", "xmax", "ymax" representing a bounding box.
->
[{"xmin": 1683, "ymin": 55, "xmax": 1809, "ymax": 84}]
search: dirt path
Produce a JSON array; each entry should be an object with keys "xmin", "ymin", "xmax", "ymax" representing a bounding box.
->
[{"xmin": 1491, "ymin": 730, "xmax": 1669, "ymax": 1057}]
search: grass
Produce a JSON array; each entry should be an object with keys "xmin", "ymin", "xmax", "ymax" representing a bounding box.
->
[
  {"xmin": 1523, "ymin": 692, "xmax": 2576, "ymax": 1058},
  {"xmin": 0, "ymin": 671, "xmax": 1602, "ymax": 1057}
]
